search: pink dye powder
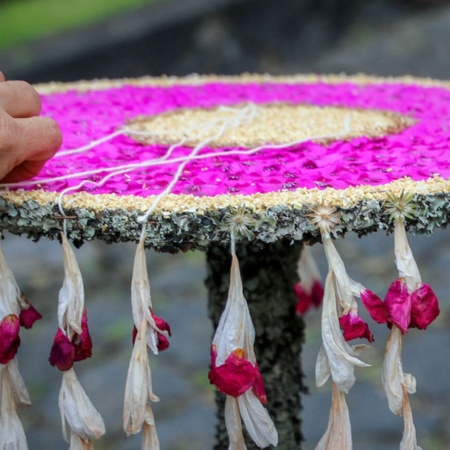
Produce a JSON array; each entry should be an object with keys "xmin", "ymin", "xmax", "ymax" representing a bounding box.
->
[{"xmin": 27, "ymin": 81, "xmax": 450, "ymax": 197}]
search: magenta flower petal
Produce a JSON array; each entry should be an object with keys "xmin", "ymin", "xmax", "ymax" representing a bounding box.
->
[
  {"xmin": 252, "ymin": 365, "xmax": 268, "ymax": 404},
  {"xmin": 339, "ymin": 311, "xmax": 374, "ymax": 343},
  {"xmin": 0, "ymin": 314, "xmax": 21, "ymax": 364},
  {"xmin": 384, "ymin": 278, "xmax": 411, "ymax": 334},
  {"xmin": 49, "ymin": 328, "xmax": 75, "ymax": 371},
  {"xmin": 156, "ymin": 333, "xmax": 170, "ymax": 352},
  {"xmin": 151, "ymin": 311, "xmax": 171, "ymax": 351},
  {"xmin": 361, "ymin": 289, "xmax": 388, "ymax": 324},
  {"xmin": 409, "ymin": 283, "xmax": 440, "ymax": 330},
  {"xmin": 151, "ymin": 312, "xmax": 172, "ymax": 337},
  {"xmin": 19, "ymin": 303, "xmax": 42, "ymax": 329},
  {"xmin": 294, "ymin": 283, "xmax": 312, "ymax": 315},
  {"xmin": 73, "ymin": 310, "xmax": 93, "ymax": 362},
  {"xmin": 208, "ymin": 347, "xmax": 258, "ymax": 398},
  {"xmin": 311, "ymin": 280, "xmax": 324, "ymax": 308}
]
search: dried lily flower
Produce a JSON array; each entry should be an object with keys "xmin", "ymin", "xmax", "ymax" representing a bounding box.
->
[
  {"xmin": 316, "ymin": 271, "xmax": 370, "ymax": 394},
  {"xmin": 0, "ymin": 243, "xmax": 42, "ymax": 364},
  {"xmin": 294, "ymin": 246, "xmax": 324, "ymax": 315},
  {"xmin": 310, "ymin": 205, "xmax": 375, "ymax": 450},
  {"xmin": 361, "ymin": 218, "xmax": 438, "ymax": 449},
  {"xmin": 123, "ymin": 318, "xmax": 159, "ymax": 437},
  {"xmin": 50, "ymin": 233, "xmax": 105, "ymax": 448},
  {"xmin": 209, "ymin": 252, "xmax": 278, "ymax": 449},
  {"xmin": 131, "ymin": 237, "xmax": 171, "ymax": 354},
  {"xmin": 49, "ymin": 234, "xmax": 93, "ymax": 372},
  {"xmin": 0, "ymin": 242, "xmax": 41, "ymax": 449}
]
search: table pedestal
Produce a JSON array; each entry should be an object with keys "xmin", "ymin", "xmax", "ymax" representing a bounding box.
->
[{"xmin": 206, "ymin": 240, "xmax": 305, "ymax": 449}]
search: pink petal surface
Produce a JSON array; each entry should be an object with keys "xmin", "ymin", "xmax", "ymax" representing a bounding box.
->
[
  {"xmin": 385, "ymin": 278, "xmax": 411, "ymax": 334},
  {"xmin": 361, "ymin": 289, "xmax": 389, "ymax": 324},
  {"xmin": 15, "ymin": 81, "xmax": 450, "ymax": 197},
  {"xmin": 209, "ymin": 347, "xmax": 259, "ymax": 398},
  {"xmin": 409, "ymin": 283, "xmax": 440, "ymax": 330},
  {"xmin": 19, "ymin": 303, "xmax": 42, "ymax": 329},
  {"xmin": 339, "ymin": 311, "xmax": 374, "ymax": 343},
  {"xmin": 73, "ymin": 310, "xmax": 93, "ymax": 362},
  {"xmin": 0, "ymin": 314, "xmax": 21, "ymax": 364},
  {"xmin": 48, "ymin": 328, "xmax": 75, "ymax": 371}
]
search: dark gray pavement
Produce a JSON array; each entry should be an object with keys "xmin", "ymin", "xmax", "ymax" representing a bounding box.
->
[{"xmin": 6, "ymin": 227, "xmax": 450, "ymax": 449}]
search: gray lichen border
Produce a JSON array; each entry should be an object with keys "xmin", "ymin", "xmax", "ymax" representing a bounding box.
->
[{"xmin": 1, "ymin": 186, "xmax": 449, "ymax": 252}]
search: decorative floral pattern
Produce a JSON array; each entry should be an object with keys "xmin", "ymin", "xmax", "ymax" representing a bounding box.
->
[{"xmin": 25, "ymin": 80, "xmax": 450, "ymax": 197}]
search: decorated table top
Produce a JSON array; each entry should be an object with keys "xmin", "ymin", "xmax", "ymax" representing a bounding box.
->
[{"xmin": 1, "ymin": 74, "xmax": 450, "ymax": 249}]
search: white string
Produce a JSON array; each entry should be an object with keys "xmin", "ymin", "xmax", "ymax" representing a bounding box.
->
[{"xmin": 55, "ymin": 130, "xmax": 126, "ymax": 158}]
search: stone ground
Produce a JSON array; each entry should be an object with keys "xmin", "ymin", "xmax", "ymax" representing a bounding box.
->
[
  {"xmin": 3, "ymin": 0, "xmax": 450, "ymax": 448},
  {"xmin": 6, "ymin": 228, "xmax": 450, "ymax": 450}
]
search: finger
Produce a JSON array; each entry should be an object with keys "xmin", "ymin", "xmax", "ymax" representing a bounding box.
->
[
  {"xmin": 0, "ymin": 116, "xmax": 62, "ymax": 183},
  {"xmin": 0, "ymin": 80, "xmax": 42, "ymax": 118},
  {"xmin": 0, "ymin": 71, "xmax": 5, "ymax": 82}
]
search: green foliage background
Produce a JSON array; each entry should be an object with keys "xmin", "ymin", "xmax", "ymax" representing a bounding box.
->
[{"xmin": 0, "ymin": 0, "xmax": 159, "ymax": 50}]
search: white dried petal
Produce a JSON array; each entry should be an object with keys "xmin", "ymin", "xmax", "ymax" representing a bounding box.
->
[
  {"xmin": 5, "ymin": 358, "xmax": 30, "ymax": 408},
  {"xmin": 123, "ymin": 319, "xmax": 159, "ymax": 436},
  {"xmin": 225, "ymin": 396, "xmax": 247, "ymax": 450},
  {"xmin": 212, "ymin": 253, "xmax": 256, "ymax": 367},
  {"xmin": 0, "ymin": 242, "xmax": 21, "ymax": 318},
  {"xmin": 0, "ymin": 370, "xmax": 28, "ymax": 450},
  {"xmin": 59, "ymin": 369, "xmax": 105, "ymax": 442},
  {"xmin": 237, "ymin": 390, "xmax": 278, "ymax": 448},
  {"xmin": 315, "ymin": 345, "xmax": 331, "ymax": 388},
  {"xmin": 394, "ymin": 221, "xmax": 421, "ymax": 292},
  {"xmin": 131, "ymin": 238, "xmax": 168, "ymax": 355},
  {"xmin": 315, "ymin": 382, "xmax": 352, "ymax": 450},
  {"xmin": 69, "ymin": 431, "xmax": 94, "ymax": 450},
  {"xmin": 400, "ymin": 389, "xmax": 422, "ymax": 450},
  {"xmin": 58, "ymin": 233, "xmax": 84, "ymax": 337},
  {"xmin": 320, "ymin": 272, "xmax": 369, "ymax": 394},
  {"xmin": 131, "ymin": 238, "xmax": 153, "ymax": 328},
  {"xmin": 381, "ymin": 327, "xmax": 405, "ymax": 415},
  {"xmin": 322, "ymin": 236, "xmax": 353, "ymax": 313},
  {"xmin": 142, "ymin": 405, "xmax": 160, "ymax": 450}
]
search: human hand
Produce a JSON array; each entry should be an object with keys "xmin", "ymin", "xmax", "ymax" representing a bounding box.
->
[{"xmin": 0, "ymin": 71, "xmax": 62, "ymax": 183}]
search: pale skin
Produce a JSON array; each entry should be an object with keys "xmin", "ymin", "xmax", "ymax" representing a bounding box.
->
[{"xmin": 0, "ymin": 71, "xmax": 62, "ymax": 182}]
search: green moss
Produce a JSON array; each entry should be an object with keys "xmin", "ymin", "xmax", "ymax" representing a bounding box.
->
[{"xmin": 1, "ymin": 191, "xmax": 449, "ymax": 251}]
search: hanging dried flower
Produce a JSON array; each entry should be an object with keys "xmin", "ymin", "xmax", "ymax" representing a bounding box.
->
[
  {"xmin": 361, "ymin": 202, "xmax": 439, "ymax": 450},
  {"xmin": 209, "ymin": 252, "xmax": 278, "ymax": 449},
  {"xmin": 123, "ymin": 318, "xmax": 159, "ymax": 437},
  {"xmin": 50, "ymin": 233, "xmax": 105, "ymax": 448},
  {"xmin": 131, "ymin": 237, "xmax": 171, "ymax": 354}
]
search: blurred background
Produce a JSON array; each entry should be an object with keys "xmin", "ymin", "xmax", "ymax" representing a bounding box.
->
[{"xmin": 2, "ymin": 0, "xmax": 450, "ymax": 449}]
